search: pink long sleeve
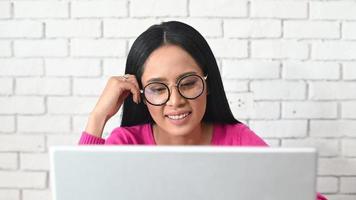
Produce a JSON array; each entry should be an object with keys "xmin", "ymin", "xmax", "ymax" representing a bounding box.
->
[{"xmin": 78, "ymin": 131, "xmax": 105, "ymax": 145}]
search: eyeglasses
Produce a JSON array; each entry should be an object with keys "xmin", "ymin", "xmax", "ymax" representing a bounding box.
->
[{"xmin": 140, "ymin": 74, "xmax": 207, "ymax": 106}]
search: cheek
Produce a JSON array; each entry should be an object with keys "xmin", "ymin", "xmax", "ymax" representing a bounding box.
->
[{"xmin": 146, "ymin": 104, "xmax": 164, "ymax": 121}]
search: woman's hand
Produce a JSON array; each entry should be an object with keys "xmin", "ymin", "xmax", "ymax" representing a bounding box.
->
[{"xmin": 84, "ymin": 74, "xmax": 141, "ymax": 138}]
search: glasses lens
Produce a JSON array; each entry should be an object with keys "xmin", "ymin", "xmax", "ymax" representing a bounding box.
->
[
  {"xmin": 144, "ymin": 83, "xmax": 169, "ymax": 105},
  {"xmin": 178, "ymin": 75, "xmax": 204, "ymax": 99}
]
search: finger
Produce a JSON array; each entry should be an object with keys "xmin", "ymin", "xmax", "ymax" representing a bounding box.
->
[{"xmin": 123, "ymin": 74, "xmax": 142, "ymax": 103}]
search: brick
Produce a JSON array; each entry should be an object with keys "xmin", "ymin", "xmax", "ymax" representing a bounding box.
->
[
  {"xmin": 18, "ymin": 116, "xmax": 70, "ymax": 133},
  {"xmin": 222, "ymin": 80, "xmax": 248, "ymax": 92},
  {"xmin": 251, "ymin": 40, "xmax": 308, "ymax": 59},
  {"xmin": 340, "ymin": 177, "xmax": 356, "ymax": 193},
  {"xmin": 72, "ymin": 116, "xmax": 88, "ymax": 133},
  {"xmin": 71, "ymin": 1, "xmax": 127, "ymax": 18},
  {"xmin": 251, "ymin": 80, "xmax": 306, "ymax": 100},
  {"xmin": 14, "ymin": 40, "xmax": 67, "ymax": 57},
  {"xmin": 0, "ymin": 40, "xmax": 11, "ymax": 57},
  {"xmin": 0, "ymin": 21, "xmax": 42, "ymax": 38},
  {"xmin": 284, "ymin": 21, "xmax": 339, "ymax": 39},
  {"xmin": 310, "ymin": 120, "xmax": 356, "ymax": 137},
  {"xmin": 343, "ymin": 22, "xmax": 356, "ymax": 40},
  {"xmin": 190, "ymin": 0, "xmax": 247, "ymax": 17},
  {"xmin": 14, "ymin": 1, "xmax": 68, "ymax": 18},
  {"xmin": 0, "ymin": 97, "xmax": 44, "ymax": 114},
  {"xmin": 342, "ymin": 101, "xmax": 356, "ymax": 118},
  {"xmin": 131, "ymin": 0, "xmax": 186, "ymax": 17},
  {"xmin": 310, "ymin": 1, "xmax": 356, "ymax": 20},
  {"xmin": 0, "ymin": 135, "xmax": 45, "ymax": 152},
  {"xmin": 48, "ymin": 97, "xmax": 97, "ymax": 114},
  {"xmin": 45, "ymin": 59, "xmax": 100, "ymax": 77},
  {"xmin": 0, "ymin": 2, "xmax": 11, "ymax": 19},
  {"xmin": 226, "ymin": 92, "xmax": 254, "ymax": 119},
  {"xmin": 250, "ymin": 102, "xmax": 280, "ymax": 120},
  {"xmin": 251, "ymin": 1, "xmax": 307, "ymax": 19},
  {"xmin": 73, "ymin": 78, "xmax": 106, "ymax": 96},
  {"xmin": 262, "ymin": 139, "xmax": 280, "ymax": 147},
  {"xmin": 16, "ymin": 77, "xmax": 70, "ymax": 95},
  {"xmin": 319, "ymin": 158, "xmax": 356, "ymax": 176},
  {"xmin": 47, "ymin": 135, "xmax": 79, "ymax": 147},
  {"xmin": 342, "ymin": 139, "xmax": 356, "ymax": 157},
  {"xmin": 222, "ymin": 60, "xmax": 280, "ymax": 79},
  {"xmin": 102, "ymin": 59, "xmax": 126, "ymax": 76},
  {"xmin": 0, "ymin": 78, "xmax": 13, "ymax": 95},
  {"xmin": 71, "ymin": 39, "xmax": 126, "ymax": 57},
  {"xmin": 317, "ymin": 177, "xmax": 338, "ymax": 193},
  {"xmin": 46, "ymin": 20, "xmax": 101, "ymax": 38},
  {"xmin": 23, "ymin": 190, "xmax": 51, "ymax": 200},
  {"xmin": 20, "ymin": 153, "xmax": 49, "ymax": 170},
  {"xmin": 326, "ymin": 195, "xmax": 356, "ymax": 200},
  {"xmin": 283, "ymin": 61, "xmax": 339, "ymax": 80},
  {"xmin": 0, "ymin": 59, "xmax": 43, "ymax": 76},
  {"xmin": 282, "ymin": 102, "xmax": 337, "ymax": 119},
  {"xmin": 343, "ymin": 62, "xmax": 356, "ymax": 80},
  {"xmin": 282, "ymin": 139, "xmax": 339, "ymax": 157},
  {"xmin": 104, "ymin": 19, "xmax": 159, "ymax": 38},
  {"xmin": 249, "ymin": 120, "xmax": 307, "ymax": 138},
  {"xmin": 0, "ymin": 171, "xmax": 46, "ymax": 188},
  {"xmin": 310, "ymin": 82, "xmax": 356, "ymax": 100},
  {"xmin": 207, "ymin": 39, "xmax": 247, "ymax": 58},
  {"xmin": 0, "ymin": 116, "xmax": 15, "ymax": 132},
  {"xmin": 0, "ymin": 189, "xmax": 19, "ymax": 200},
  {"xmin": 224, "ymin": 19, "xmax": 281, "ymax": 38},
  {"xmin": 312, "ymin": 41, "xmax": 356, "ymax": 60},
  {"xmin": 0, "ymin": 153, "xmax": 18, "ymax": 170}
]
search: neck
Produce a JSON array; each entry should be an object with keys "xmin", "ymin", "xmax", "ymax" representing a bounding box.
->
[{"xmin": 153, "ymin": 123, "xmax": 212, "ymax": 145}]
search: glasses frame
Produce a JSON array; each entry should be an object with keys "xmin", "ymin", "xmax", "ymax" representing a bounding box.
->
[{"xmin": 140, "ymin": 74, "xmax": 208, "ymax": 106}]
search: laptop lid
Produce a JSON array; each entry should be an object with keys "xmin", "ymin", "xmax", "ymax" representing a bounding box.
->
[{"xmin": 50, "ymin": 146, "xmax": 317, "ymax": 200}]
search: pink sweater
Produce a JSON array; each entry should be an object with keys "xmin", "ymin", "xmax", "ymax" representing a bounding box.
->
[{"xmin": 79, "ymin": 123, "xmax": 327, "ymax": 200}]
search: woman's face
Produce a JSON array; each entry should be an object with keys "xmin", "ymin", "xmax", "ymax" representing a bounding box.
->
[{"xmin": 141, "ymin": 44, "xmax": 207, "ymax": 137}]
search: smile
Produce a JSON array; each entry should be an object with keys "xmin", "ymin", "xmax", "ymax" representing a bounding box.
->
[{"xmin": 166, "ymin": 112, "xmax": 191, "ymax": 120}]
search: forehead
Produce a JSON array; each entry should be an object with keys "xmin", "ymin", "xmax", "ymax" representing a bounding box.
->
[{"xmin": 141, "ymin": 45, "xmax": 203, "ymax": 83}]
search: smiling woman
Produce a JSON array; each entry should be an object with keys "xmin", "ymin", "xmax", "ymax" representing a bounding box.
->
[{"xmin": 79, "ymin": 21, "xmax": 326, "ymax": 200}]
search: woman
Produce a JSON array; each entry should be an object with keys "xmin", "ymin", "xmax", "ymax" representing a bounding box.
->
[{"xmin": 79, "ymin": 21, "xmax": 326, "ymax": 200}]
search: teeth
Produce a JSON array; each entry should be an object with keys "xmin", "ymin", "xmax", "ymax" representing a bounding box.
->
[{"xmin": 167, "ymin": 113, "xmax": 190, "ymax": 120}]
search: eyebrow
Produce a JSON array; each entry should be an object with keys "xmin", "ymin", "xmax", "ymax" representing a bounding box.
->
[{"xmin": 146, "ymin": 71, "xmax": 198, "ymax": 83}]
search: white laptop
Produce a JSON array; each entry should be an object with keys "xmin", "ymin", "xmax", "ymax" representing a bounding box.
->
[{"xmin": 50, "ymin": 146, "xmax": 317, "ymax": 200}]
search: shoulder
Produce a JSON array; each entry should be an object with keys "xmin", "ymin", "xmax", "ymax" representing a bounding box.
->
[
  {"xmin": 105, "ymin": 123, "xmax": 154, "ymax": 145},
  {"xmin": 213, "ymin": 123, "xmax": 268, "ymax": 146}
]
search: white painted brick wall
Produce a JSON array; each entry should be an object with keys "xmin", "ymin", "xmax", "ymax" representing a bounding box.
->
[
  {"xmin": 70, "ymin": 39, "xmax": 126, "ymax": 57},
  {"xmin": 190, "ymin": 0, "xmax": 247, "ymax": 17},
  {"xmin": 0, "ymin": 21, "xmax": 42, "ymax": 38},
  {"xmin": 131, "ymin": 0, "xmax": 187, "ymax": 17},
  {"xmin": 23, "ymin": 190, "xmax": 51, "ymax": 200},
  {"xmin": 14, "ymin": 1, "xmax": 68, "ymax": 19},
  {"xmin": 46, "ymin": 20, "xmax": 101, "ymax": 38},
  {"xmin": 71, "ymin": 1, "xmax": 127, "ymax": 18},
  {"xmin": 283, "ymin": 61, "xmax": 340, "ymax": 80},
  {"xmin": 224, "ymin": 19, "xmax": 281, "ymax": 38},
  {"xmin": 251, "ymin": 1, "xmax": 307, "ymax": 19},
  {"xmin": 1, "ymin": 0, "xmax": 356, "ymax": 199},
  {"xmin": 0, "ymin": 189, "xmax": 19, "ymax": 200},
  {"xmin": 0, "ymin": 59, "xmax": 43, "ymax": 76},
  {"xmin": 0, "ymin": 2, "xmax": 11, "ymax": 19},
  {"xmin": 284, "ymin": 21, "xmax": 339, "ymax": 39}
]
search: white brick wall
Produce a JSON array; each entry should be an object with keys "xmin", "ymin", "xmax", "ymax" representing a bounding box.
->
[{"xmin": 1, "ymin": 0, "xmax": 356, "ymax": 199}]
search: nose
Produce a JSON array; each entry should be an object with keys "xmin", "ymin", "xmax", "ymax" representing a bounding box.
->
[{"xmin": 166, "ymin": 86, "xmax": 186, "ymax": 107}]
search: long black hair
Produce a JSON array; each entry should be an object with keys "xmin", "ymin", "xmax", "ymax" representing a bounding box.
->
[{"xmin": 121, "ymin": 21, "xmax": 239, "ymax": 126}]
